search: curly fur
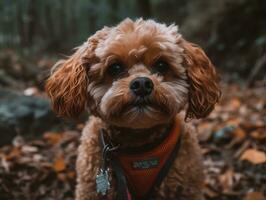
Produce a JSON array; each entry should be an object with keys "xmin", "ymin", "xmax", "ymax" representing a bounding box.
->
[{"xmin": 45, "ymin": 18, "xmax": 221, "ymax": 200}]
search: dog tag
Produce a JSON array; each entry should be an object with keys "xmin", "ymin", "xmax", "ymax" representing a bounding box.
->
[{"xmin": 96, "ymin": 169, "xmax": 110, "ymax": 196}]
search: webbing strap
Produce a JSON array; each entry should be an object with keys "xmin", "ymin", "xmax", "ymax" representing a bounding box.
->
[
  {"xmin": 110, "ymin": 158, "xmax": 129, "ymax": 200},
  {"xmin": 99, "ymin": 129, "xmax": 129, "ymax": 200},
  {"xmin": 143, "ymin": 126, "xmax": 183, "ymax": 199}
]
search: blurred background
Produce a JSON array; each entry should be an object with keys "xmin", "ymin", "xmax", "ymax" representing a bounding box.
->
[{"xmin": 0, "ymin": 0, "xmax": 265, "ymax": 200}]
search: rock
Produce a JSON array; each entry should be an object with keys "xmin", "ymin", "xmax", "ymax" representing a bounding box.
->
[
  {"xmin": 212, "ymin": 125, "xmax": 236, "ymax": 144},
  {"xmin": 0, "ymin": 90, "xmax": 63, "ymax": 146}
]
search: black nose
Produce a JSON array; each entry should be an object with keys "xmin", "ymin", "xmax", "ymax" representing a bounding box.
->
[{"xmin": 130, "ymin": 77, "xmax": 154, "ymax": 97}]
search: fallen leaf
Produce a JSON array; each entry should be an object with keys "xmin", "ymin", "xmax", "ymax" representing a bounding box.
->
[
  {"xmin": 12, "ymin": 135, "xmax": 25, "ymax": 147},
  {"xmin": 219, "ymin": 169, "xmax": 234, "ymax": 191},
  {"xmin": 76, "ymin": 123, "xmax": 85, "ymax": 130},
  {"xmin": 251, "ymin": 129, "xmax": 266, "ymax": 141},
  {"xmin": 233, "ymin": 127, "xmax": 246, "ymax": 140},
  {"xmin": 197, "ymin": 122, "xmax": 214, "ymax": 142},
  {"xmin": 243, "ymin": 192, "xmax": 266, "ymax": 200},
  {"xmin": 226, "ymin": 117, "xmax": 241, "ymax": 126},
  {"xmin": 240, "ymin": 149, "xmax": 266, "ymax": 164},
  {"xmin": 44, "ymin": 132, "xmax": 62, "ymax": 145},
  {"xmin": 57, "ymin": 172, "xmax": 67, "ymax": 181},
  {"xmin": 5, "ymin": 147, "xmax": 21, "ymax": 160},
  {"xmin": 0, "ymin": 155, "xmax": 10, "ymax": 172},
  {"xmin": 21, "ymin": 145, "xmax": 38, "ymax": 153},
  {"xmin": 23, "ymin": 87, "xmax": 39, "ymax": 96},
  {"xmin": 228, "ymin": 97, "xmax": 241, "ymax": 110},
  {"xmin": 203, "ymin": 186, "xmax": 219, "ymax": 198},
  {"xmin": 53, "ymin": 156, "xmax": 66, "ymax": 172},
  {"xmin": 67, "ymin": 171, "xmax": 76, "ymax": 179}
]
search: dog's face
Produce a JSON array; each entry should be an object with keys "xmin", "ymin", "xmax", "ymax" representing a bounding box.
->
[{"xmin": 46, "ymin": 19, "xmax": 220, "ymax": 129}]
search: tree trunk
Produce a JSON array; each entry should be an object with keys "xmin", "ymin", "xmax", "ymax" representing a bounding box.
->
[
  {"xmin": 137, "ymin": 0, "xmax": 152, "ymax": 19},
  {"xmin": 26, "ymin": 0, "xmax": 37, "ymax": 46},
  {"xmin": 108, "ymin": 0, "xmax": 119, "ymax": 24}
]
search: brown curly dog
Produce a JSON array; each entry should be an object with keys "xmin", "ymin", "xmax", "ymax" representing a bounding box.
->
[{"xmin": 45, "ymin": 18, "xmax": 221, "ymax": 200}]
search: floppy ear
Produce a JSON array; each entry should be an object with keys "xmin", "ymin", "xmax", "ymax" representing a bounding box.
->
[
  {"xmin": 45, "ymin": 28, "xmax": 110, "ymax": 118},
  {"xmin": 180, "ymin": 39, "xmax": 221, "ymax": 120}
]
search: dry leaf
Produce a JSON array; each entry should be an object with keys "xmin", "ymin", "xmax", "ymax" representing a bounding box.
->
[
  {"xmin": 251, "ymin": 130, "xmax": 266, "ymax": 141},
  {"xmin": 203, "ymin": 187, "xmax": 219, "ymax": 198},
  {"xmin": 226, "ymin": 118, "xmax": 241, "ymax": 126},
  {"xmin": 67, "ymin": 171, "xmax": 76, "ymax": 179},
  {"xmin": 57, "ymin": 172, "xmax": 67, "ymax": 181},
  {"xmin": 219, "ymin": 169, "xmax": 234, "ymax": 191},
  {"xmin": 77, "ymin": 123, "xmax": 85, "ymax": 130},
  {"xmin": 240, "ymin": 149, "xmax": 266, "ymax": 164},
  {"xmin": 228, "ymin": 98, "xmax": 241, "ymax": 110},
  {"xmin": 44, "ymin": 132, "xmax": 62, "ymax": 145},
  {"xmin": 243, "ymin": 192, "xmax": 266, "ymax": 200},
  {"xmin": 197, "ymin": 122, "xmax": 214, "ymax": 142},
  {"xmin": 21, "ymin": 145, "xmax": 38, "ymax": 153},
  {"xmin": 23, "ymin": 87, "xmax": 39, "ymax": 96},
  {"xmin": 6, "ymin": 147, "xmax": 21, "ymax": 160},
  {"xmin": 53, "ymin": 156, "xmax": 66, "ymax": 172},
  {"xmin": 233, "ymin": 127, "xmax": 246, "ymax": 140},
  {"xmin": 0, "ymin": 155, "xmax": 10, "ymax": 172},
  {"xmin": 0, "ymin": 82, "xmax": 265, "ymax": 199}
]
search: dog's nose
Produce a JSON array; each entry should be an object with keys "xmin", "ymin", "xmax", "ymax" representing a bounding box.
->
[{"xmin": 130, "ymin": 77, "xmax": 154, "ymax": 97}]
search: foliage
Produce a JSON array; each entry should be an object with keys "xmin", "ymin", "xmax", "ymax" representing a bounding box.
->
[
  {"xmin": 0, "ymin": 0, "xmax": 138, "ymax": 52},
  {"xmin": 0, "ymin": 83, "xmax": 266, "ymax": 200},
  {"xmin": 0, "ymin": 0, "xmax": 265, "ymax": 77}
]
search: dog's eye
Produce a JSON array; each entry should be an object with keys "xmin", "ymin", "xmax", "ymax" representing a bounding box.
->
[
  {"xmin": 107, "ymin": 62, "xmax": 125, "ymax": 76},
  {"xmin": 153, "ymin": 60, "xmax": 169, "ymax": 74}
]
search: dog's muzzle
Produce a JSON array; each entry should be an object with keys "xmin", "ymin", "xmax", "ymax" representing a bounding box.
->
[{"xmin": 130, "ymin": 77, "xmax": 154, "ymax": 97}]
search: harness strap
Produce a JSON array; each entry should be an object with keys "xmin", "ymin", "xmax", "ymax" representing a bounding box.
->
[
  {"xmin": 143, "ymin": 126, "xmax": 183, "ymax": 199},
  {"xmin": 100, "ymin": 129, "xmax": 129, "ymax": 200},
  {"xmin": 110, "ymin": 159, "xmax": 131, "ymax": 200},
  {"xmin": 99, "ymin": 125, "xmax": 183, "ymax": 200}
]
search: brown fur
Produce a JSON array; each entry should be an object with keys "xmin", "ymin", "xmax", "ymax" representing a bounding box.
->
[
  {"xmin": 45, "ymin": 18, "xmax": 221, "ymax": 200},
  {"xmin": 180, "ymin": 39, "xmax": 221, "ymax": 120},
  {"xmin": 76, "ymin": 116, "xmax": 205, "ymax": 200}
]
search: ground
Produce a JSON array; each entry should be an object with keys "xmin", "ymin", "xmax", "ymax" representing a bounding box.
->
[{"xmin": 0, "ymin": 82, "xmax": 265, "ymax": 200}]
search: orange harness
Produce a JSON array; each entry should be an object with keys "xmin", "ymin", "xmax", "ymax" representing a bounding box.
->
[
  {"xmin": 116, "ymin": 120, "xmax": 181, "ymax": 198},
  {"xmin": 99, "ymin": 119, "xmax": 182, "ymax": 200}
]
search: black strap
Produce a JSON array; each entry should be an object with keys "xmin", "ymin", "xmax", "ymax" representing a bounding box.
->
[
  {"xmin": 99, "ymin": 129, "xmax": 129, "ymax": 200},
  {"xmin": 144, "ymin": 125, "xmax": 183, "ymax": 199},
  {"xmin": 110, "ymin": 159, "xmax": 129, "ymax": 200}
]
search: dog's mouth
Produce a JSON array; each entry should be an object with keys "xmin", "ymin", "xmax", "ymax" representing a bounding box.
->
[
  {"xmin": 103, "ymin": 95, "xmax": 174, "ymax": 129},
  {"xmin": 126, "ymin": 97, "xmax": 170, "ymax": 115},
  {"xmin": 133, "ymin": 97, "xmax": 151, "ymax": 108}
]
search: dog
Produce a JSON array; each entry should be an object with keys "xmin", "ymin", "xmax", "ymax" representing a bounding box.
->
[{"xmin": 45, "ymin": 18, "xmax": 221, "ymax": 200}]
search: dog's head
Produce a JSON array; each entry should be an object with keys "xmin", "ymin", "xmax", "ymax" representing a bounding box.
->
[{"xmin": 45, "ymin": 19, "xmax": 221, "ymax": 129}]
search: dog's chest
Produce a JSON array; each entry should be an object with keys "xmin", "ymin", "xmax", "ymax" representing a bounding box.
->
[{"xmin": 98, "ymin": 120, "xmax": 182, "ymax": 200}]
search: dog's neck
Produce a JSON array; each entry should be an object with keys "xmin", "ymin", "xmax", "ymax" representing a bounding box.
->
[{"xmin": 105, "ymin": 121, "xmax": 174, "ymax": 150}]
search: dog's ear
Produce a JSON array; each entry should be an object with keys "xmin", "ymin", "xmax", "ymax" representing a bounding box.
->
[
  {"xmin": 180, "ymin": 39, "xmax": 221, "ymax": 120},
  {"xmin": 45, "ymin": 28, "xmax": 110, "ymax": 118}
]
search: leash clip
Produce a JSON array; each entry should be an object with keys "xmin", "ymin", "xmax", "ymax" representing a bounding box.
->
[{"xmin": 96, "ymin": 130, "xmax": 120, "ymax": 196}]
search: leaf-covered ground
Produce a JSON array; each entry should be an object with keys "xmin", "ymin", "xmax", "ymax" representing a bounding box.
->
[{"xmin": 0, "ymin": 82, "xmax": 265, "ymax": 200}]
